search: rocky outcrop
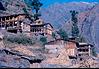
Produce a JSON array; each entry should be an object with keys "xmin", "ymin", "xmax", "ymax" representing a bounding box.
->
[{"xmin": 0, "ymin": 50, "xmax": 30, "ymax": 68}]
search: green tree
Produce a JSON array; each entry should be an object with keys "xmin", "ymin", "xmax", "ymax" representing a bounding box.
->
[
  {"xmin": 92, "ymin": 47, "xmax": 97, "ymax": 57},
  {"xmin": 40, "ymin": 36, "xmax": 47, "ymax": 45},
  {"xmin": 57, "ymin": 28, "xmax": 68, "ymax": 41},
  {"xmin": 32, "ymin": 0, "xmax": 43, "ymax": 20},
  {"xmin": 78, "ymin": 36, "xmax": 86, "ymax": 42},
  {"xmin": 70, "ymin": 10, "xmax": 79, "ymax": 38},
  {"xmin": 52, "ymin": 32, "xmax": 57, "ymax": 40},
  {"xmin": 24, "ymin": 0, "xmax": 43, "ymax": 21}
]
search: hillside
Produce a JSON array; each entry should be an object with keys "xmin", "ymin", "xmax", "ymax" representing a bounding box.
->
[
  {"xmin": 0, "ymin": 0, "xmax": 99, "ymax": 68},
  {"xmin": 40, "ymin": 2, "xmax": 97, "ymax": 28}
]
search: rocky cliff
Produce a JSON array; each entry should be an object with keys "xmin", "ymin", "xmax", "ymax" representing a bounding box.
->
[{"xmin": 0, "ymin": 0, "xmax": 33, "ymax": 16}]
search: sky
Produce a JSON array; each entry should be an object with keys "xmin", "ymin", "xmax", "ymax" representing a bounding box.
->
[{"xmin": 41, "ymin": 0, "xmax": 99, "ymax": 7}]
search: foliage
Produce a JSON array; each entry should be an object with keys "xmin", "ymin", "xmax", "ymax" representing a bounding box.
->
[
  {"xmin": 78, "ymin": 36, "xmax": 86, "ymax": 42},
  {"xmin": 32, "ymin": 0, "xmax": 43, "ymax": 20},
  {"xmin": 57, "ymin": 28, "xmax": 68, "ymax": 41},
  {"xmin": 23, "ymin": 8, "xmax": 28, "ymax": 14},
  {"xmin": 92, "ymin": 47, "xmax": 97, "ymax": 57},
  {"xmin": 40, "ymin": 36, "xmax": 47, "ymax": 45},
  {"xmin": 24, "ymin": 0, "xmax": 43, "ymax": 21},
  {"xmin": 70, "ymin": 10, "xmax": 79, "ymax": 38},
  {"xmin": 4, "ymin": 34, "xmax": 35, "ymax": 45},
  {"xmin": 52, "ymin": 32, "xmax": 57, "ymax": 40}
]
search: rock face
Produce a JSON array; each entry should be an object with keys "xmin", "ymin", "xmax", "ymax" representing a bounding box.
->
[
  {"xmin": 0, "ymin": 50, "xmax": 30, "ymax": 68},
  {"xmin": 0, "ymin": 0, "xmax": 33, "ymax": 19}
]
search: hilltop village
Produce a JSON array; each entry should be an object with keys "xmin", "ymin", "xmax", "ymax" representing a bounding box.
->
[{"xmin": 0, "ymin": 0, "xmax": 99, "ymax": 68}]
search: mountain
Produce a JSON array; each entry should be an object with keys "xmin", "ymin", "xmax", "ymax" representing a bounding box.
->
[
  {"xmin": 40, "ymin": 2, "xmax": 99, "ymax": 52},
  {"xmin": 78, "ymin": 4, "xmax": 99, "ymax": 52},
  {"xmin": 40, "ymin": 2, "xmax": 97, "ymax": 29}
]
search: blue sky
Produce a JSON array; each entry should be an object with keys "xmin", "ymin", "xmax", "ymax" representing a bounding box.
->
[{"xmin": 41, "ymin": 0, "xmax": 99, "ymax": 7}]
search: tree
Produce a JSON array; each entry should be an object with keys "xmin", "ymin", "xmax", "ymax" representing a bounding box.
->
[
  {"xmin": 32, "ymin": 0, "xmax": 43, "ymax": 20},
  {"xmin": 70, "ymin": 10, "xmax": 79, "ymax": 38},
  {"xmin": 40, "ymin": 36, "xmax": 47, "ymax": 45},
  {"xmin": 52, "ymin": 32, "xmax": 57, "ymax": 40},
  {"xmin": 57, "ymin": 28, "xmax": 68, "ymax": 41},
  {"xmin": 24, "ymin": 0, "xmax": 43, "ymax": 21},
  {"xmin": 92, "ymin": 47, "xmax": 97, "ymax": 57}
]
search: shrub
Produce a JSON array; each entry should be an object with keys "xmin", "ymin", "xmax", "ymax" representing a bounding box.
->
[
  {"xmin": 57, "ymin": 28, "xmax": 68, "ymax": 41},
  {"xmin": 92, "ymin": 47, "xmax": 97, "ymax": 57},
  {"xmin": 4, "ymin": 33, "xmax": 35, "ymax": 45},
  {"xmin": 40, "ymin": 36, "xmax": 47, "ymax": 45},
  {"xmin": 52, "ymin": 32, "xmax": 57, "ymax": 40}
]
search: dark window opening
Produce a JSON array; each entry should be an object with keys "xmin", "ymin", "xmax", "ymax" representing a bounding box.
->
[
  {"xmin": 80, "ymin": 58, "xmax": 83, "ymax": 61},
  {"xmin": 6, "ymin": 17, "xmax": 9, "ymax": 20},
  {"xmin": 2, "ymin": 17, "xmax": 5, "ymax": 21}
]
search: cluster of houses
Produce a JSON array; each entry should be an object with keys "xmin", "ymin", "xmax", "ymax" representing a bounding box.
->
[
  {"xmin": 0, "ymin": 13, "xmax": 53, "ymax": 37},
  {"xmin": 0, "ymin": 2, "xmax": 94, "ymax": 62}
]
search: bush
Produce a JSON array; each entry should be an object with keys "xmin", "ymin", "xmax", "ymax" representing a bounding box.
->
[
  {"xmin": 92, "ymin": 47, "xmax": 97, "ymax": 57},
  {"xmin": 57, "ymin": 28, "xmax": 68, "ymax": 41},
  {"xmin": 4, "ymin": 34, "xmax": 35, "ymax": 45},
  {"xmin": 40, "ymin": 36, "xmax": 47, "ymax": 45}
]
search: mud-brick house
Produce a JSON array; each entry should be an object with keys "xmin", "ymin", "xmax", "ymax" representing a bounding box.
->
[
  {"xmin": 65, "ymin": 40, "xmax": 78, "ymax": 59},
  {"xmin": 30, "ymin": 19, "xmax": 53, "ymax": 36},
  {"xmin": 0, "ymin": 14, "xmax": 27, "ymax": 33},
  {"xmin": 21, "ymin": 18, "xmax": 54, "ymax": 37},
  {"xmin": 45, "ymin": 38, "xmax": 78, "ymax": 57},
  {"xmin": 45, "ymin": 39, "xmax": 65, "ymax": 54},
  {"xmin": 77, "ymin": 42, "xmax": 94, "ymax": 61}
]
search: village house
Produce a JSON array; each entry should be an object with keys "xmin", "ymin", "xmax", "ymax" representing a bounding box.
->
[
  {"xmin": 20, "ymin": 18, "xmax": 54, "ymax": 37},
  {"xmin": 45, "ymin": 39, "xmax": 65, "ymax": 54},
  {"xmin": 65, "ymin": 41, "xmax": 78, "ymax": 59},
  {"xmin": 77, "ymin": 42, "xmax": 94, "ymax": 61},
  {"xmin": 29, "ymin": 19, "xmax": 53, "ymax": 36},
  {"xmin": 0, "ymin": 14, "xmax": 27, "ymax": 33},
  {"xmin": 45, "ymin": 38, "xmax": 78, "ymax": 58}
]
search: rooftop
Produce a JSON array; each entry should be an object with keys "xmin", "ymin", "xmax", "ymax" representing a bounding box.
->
[
  {"xmin": 30, "ymin": 23, "xmax": 53, "ymax": 28},
  {"xmin": 0, "ymin": 14, "xmax": 28, "ymax": 18}
]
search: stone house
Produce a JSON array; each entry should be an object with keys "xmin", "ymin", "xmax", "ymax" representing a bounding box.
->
[
  {"xmin": 0, "ymin": 14, "xmax": 27, "ymax": 33},
  {"xmin": 45, "ymin": 39, "xmax": 65, "ymax": 54},
  {"xmin": 29, "ymin": 18, "xmax": 53, "ymax": 37},
  {"xmin": 77, "ymin": 42, "xmax": 94, "ymax": 61},
  {"xmin": 65, "ymin": 41, "xmax": 78, "ymax": 59}
]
